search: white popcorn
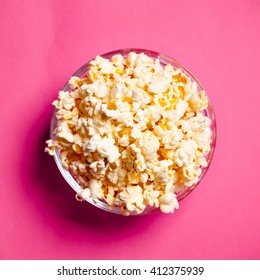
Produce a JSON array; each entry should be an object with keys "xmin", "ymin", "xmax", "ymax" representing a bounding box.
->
[
  {"xmin": 153, "ymin": 125, "xmax": 167, "ymax": 138},
  {"xmin": 85, "ymin": 134, "xmax": 101, "ymax": 152},
  {"xmin": 148, "ymin": 80, "xmax": 168, "ymax": 94},
  {"xmin": 131, "ymin": 89, "xmax": 144, "ymax": 111},
  {"xmin": 167, "ymin": 170, "xmax": 179, "ymax": 185},
  {"xmin": 117, "ymin": 111, "xmax": 134, "ymax": 127},
  {"xmin": 107, "ymin": 169, "xmax": 119, "ymax": 184},
  {"xmin": 162, "ymin": 99, "xmax": 188, "ymax": 121},
  {"xmin": 93, "ymin": 120, "xmax": 112, "ymax": 136},
  {"xmin": 127, "ymin": 52, "xmax": 138, "ymax": 67},
  {"xmin": 148, "ymin": 105, "xmax": 161, "ymax": 124},
  {"xmin": 189, "ymin": 90, "xmax": 208, "ymax": 111},
  {"xmin": 154, "ymin": 59, "xmax": 164, "ymax": 73},
  {"xmin": 183, "ymin": 165, "xmax": 197, "ymax": 180},
  {"xmin": 155, "ymin": 169, "xmax": 171, "ymax": 185},
  {"xmin": 46, "ymin": 51, "xmax": 213, "ymax": 215},
  {"xmin": 68, "ymin": 76, "xmax": 81, "ymax": 89},
  {"xmin": 118, "ymin": 134, "xmax": 129, "ymax": 147},
  {"xmin": 45, "ymin": 139, "xmax": 55, "ymax": 155},
  {"xmin": 197, "ymin": 156, "xmax": 208, "ymax": 168},
  {"xmin": 105, "ymin": 186, "xmax": 116, "ymax": 206},
  {"xmin": 134, "ymin": 108, "xmax": 150, "ymax": 124},
  {"xmin": 89, "ymin": 179, "xmax": 104, "ymax": 199},
  {"xmin": 162, "ymin": 127, "xmax": 184, "ymax": 149},
  {"xmin": 55, "ymin": 121, "xmax": 75, "ymax": 143},
  {"xmin": 130, "ymin": 126, "xmax": 142, "ymax": 139},
  {"xmin": 71, "ymin": 161, "xmax": 86, "ymax": 173},
  {"xmin": 92, "ymin": 55, "xmax": 114, "ymax": 74},
  {"xmin": 90, "ymin": 160, "xmax": 106, "ymax": 175},
  {"xmin": 81, "ymin": 82, "xmax": 108, "ymax": 98},
  {"xmin": 140, "ymin": 173, "xmax": 149, "ymax": 184},
  {"xmin": 117, "ymin": 168, "xmax": 127, "ymax": 182},
  {"xmin": 181, "ymin": 139, "xmax": 199, "ymax": 159},
  {"xmin": 143, "ymin": 188, "xmax": 160, "ymax": 207},
  {"xmin": 53, "ymin": 91, "xmax": 76, "ymax": 111},
  {"xmin": 116, "ymin": 100, "xmax": 131, "ymax": 112},
  {"xmin": 136, "ymin": 52, "xmax": 154, "ymax": 66},
  {"xmin": 139, "ymin": 131, "xmax": 160, "ymax": 157},
  {"xmin": 193, "ymin": 127, "xmax": 212, "ymax": 154},
  {"xmin": 134, "ymin": 154, "xmax": 146, "ymax": 172},
  {"xmin": 128, "ymin": 143, "xmax": 141, "ymax": 155},
  {"xmin": 111, "ymin": 83, "xmax": 126, "ymax": 99},
  {"xmin": 111, "ymin": 54, "xmax": 124, "ymax": 66},
  {"xmin": 159, "ymin": 192, "xmax": 179, "ymax": 214},
  {"xmin": 97, "ymin": 137, "xmax": 120, "ymax": 163},
  {"xmin": 76, "ymin": 188, "xmax": 91, "ymax": 201},
  {"xmin": 101, "ymin": 104, "xmax": 121, "ymax": 119},
  {"xmin": 116, "ymin": 186, "xmax": 145, "ymax": 214},
  {"xmin": 183, "ymin": 81, "xmax": 197, "ymax": 100},
  {"xmin": 173, "ymin": 148, "xmax": 190, "ymax": 167}
]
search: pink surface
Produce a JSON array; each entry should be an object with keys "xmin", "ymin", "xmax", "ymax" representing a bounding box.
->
[{"xmin": 1, "ymin": 0, "xmax": 260, "ymax": 260}]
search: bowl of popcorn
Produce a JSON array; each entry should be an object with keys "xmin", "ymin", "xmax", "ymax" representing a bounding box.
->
[{"xmin": 45, "ymin": 48, "xmax": 216, "ymax": 215}]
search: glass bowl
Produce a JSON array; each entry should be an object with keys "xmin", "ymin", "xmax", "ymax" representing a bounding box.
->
[{"xmin": 50, "ymin": 48, "xmax": 216, "ymax": 215}]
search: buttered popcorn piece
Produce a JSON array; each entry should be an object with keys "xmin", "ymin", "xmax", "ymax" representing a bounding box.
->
[{"xmin": 45, "ymin": 51, "xmax": 213, "ymax": 215}]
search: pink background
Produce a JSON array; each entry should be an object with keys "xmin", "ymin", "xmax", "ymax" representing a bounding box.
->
[{"xmin": 1, "ymin": 0, "xmax": 260, "ymax": 260}]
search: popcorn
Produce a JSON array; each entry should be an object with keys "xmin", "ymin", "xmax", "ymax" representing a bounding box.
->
[
  {"xmin": 143, "ymin": 187, "xmax": 160, "ymax": 208},
  {"xmin": 86, "ymin": 134, "xmax": 101, "ymax": 152},
  {"xmin": 130, "ymin": 126, "xmax": 142, "ymax": 139},
  {"xmin": 90, "ymin": 160, "xmax": 106, "ymax": 175},
  {"xmin": 45, "ymin": 139, "xmax": 55, "ymax": 155},
  {"xmin": 88, "ymin": 179, "xmax": 104, "ymax": 200},
  {"xmin": 96, "ymin": 137, "xmax": 120, "ymax": 163},
  {"xmin": 115, "ymin": 186, "xmax": 145, "ymax": 214},
  {"xmin": 107, "ymin": 169, "xmax": 119, "ymax": 184},
  {"xmin": 55, "ymin": 121, "xmax": 75, "ymax": 143},
  {"xmin": 76, "ymin": 188, "xmax": 91, "ymax": 201},
  {"xmin": 138, "ymin": 131, "xmax": 160, "ymax": 157},
  {"xmin": 140, "ymin": 173, "xmax": 149, "ymax": 184},
  {"xmin": 81, "ymin": 81, "xmax": 108, "ymax": 98},
  {"xmin": 105, "ymin": 186, "xmax": 116, "ymax": 206},
  {"xmin": 46, "ymin": 52, "xmax": 213, "ymax": 215},
  {"xmin": 162, "ymin": 127, "xmax": 184, "ymax": 149},
  {"xmin": 173, "ymin": 148, "xmax": 190, "ymax": 167},
  {"xmin": 127, "ymin": 52, "xmax": 138, "ymax": 67},
  {"xmin": 53, "ymin": 91, "xmax": 76, "ymax": 111},
  {"xmin": 189, "ymin": 90, "xmax": 208, "ymax": 111},
  {"xmin": 183, "ymin": 165, "xmax": 197, "ymax": 181},
  {"xmin": 101, "ymin": 104, "xmax": 121, "ymax": 119},
  {"xmin": 134, "ymin": 154, "xmax": 147, "ymax": 172},
  {"xmin": 68, "ymin": 76, "xmax": 81, "ymax": 89},
  {"xmin": 91, "ymin": 55, "xmax": 115, "ymax": 74},
  {"xmin": 159, "ymin": 192, "xmax": 179, "ymax": 214},
  {"xmin": 117, "ymin": 111, "xmax": 134, "ymax": 127},
  {"xmin": 118, "ymin": 134, "xmax": 129, "ymax": 147},
  {"xmin": 111, "ymin": 54, "xmax": 124, "ymax": 66}
]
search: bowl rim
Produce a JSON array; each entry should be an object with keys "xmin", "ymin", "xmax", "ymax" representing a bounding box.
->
[{"xmin": 50, "ymin": 48, "xmax": 217, "ymax": 216}]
